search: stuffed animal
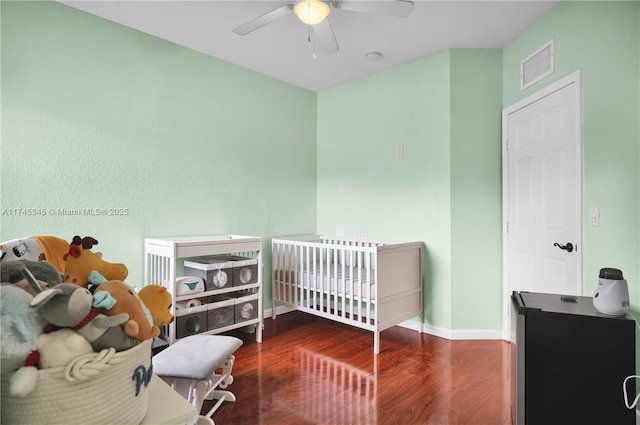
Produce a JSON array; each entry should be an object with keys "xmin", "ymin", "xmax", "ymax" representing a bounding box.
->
[
  {"xmin": 30, "ymin": 281, "xmax": 139, "ymax": 352},
  {"xmin": 138, "ymin": 285, "xmax": 174, "ymax": 326},
  {"xmin": 0, "ymin": 235, "xmax": 69, "ymax": 272},
  {"xmin": 92, "ymin": 279, "xmax": 160, "ymax": 342},
  {"xmin": 0, "ymin": 286, "xmax": 45, "ymax": 374},
  {"xmin": 9, "ymin": 328, "xmax": 94, "ymax": 397},
  {"xmin": 38, "ymin": 328, "xmax": 94, "ymax": 368},
  {"xmin": 1, "ymin": 259, "xmax": 63, "ymax": 296},
  {"xmin": 63, "ymin": 236, "xmax": 128, "ymax": 287}
]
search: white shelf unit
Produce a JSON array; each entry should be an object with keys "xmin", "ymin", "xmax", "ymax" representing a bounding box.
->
[{"xmin": 144, "ymin": 235, "xmax": 263, "ymax": 345}]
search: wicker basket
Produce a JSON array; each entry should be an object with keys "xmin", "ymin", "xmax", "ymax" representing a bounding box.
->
[{"xmin": 1, "ymin": 339, "xmax": 152, "ymax": 425}]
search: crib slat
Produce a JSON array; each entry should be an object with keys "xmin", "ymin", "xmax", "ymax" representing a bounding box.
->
[
  {"xmin": 272, "ymin": 243, "xmax": 277, "ymax": 304},
  {"xmin": 309, "ymin": 245, "xmax": 314, "ymax": 309},
  {"xmin": 340, "ymin": 249, "xmax": 346, "ymax": 319},
  {"xmin": 333, "ymin": 246, "xmax": 339, "ymax": 318},
  {"xmin": 296, "ymin": 245, "xmax": 301, "ymax": 304},
  {"xmin": 289, "ymin": 244, "xmax": 295, "ymax": 304},
  {"xmin": 288, "ymin": 243, "xmax": 293, "ymax": 303},
  {"xmin": 283, "ymin": 242, "xmax": 287, "ymax": 304},
  {"xmin": 301, "ymin": 244, "xmax": 305, "ymax": 306},
  {"xmin": 293, "ymin": 244, "xmax": 298, "ymax": 305},
  {"xmin": 357, "ymin": 248, "xmax": 363, "ymax": 321},
  {"xmin": 366, "ymin": 250, "xmax": 372, "ymax": 325},
  {"xmin": 348, "ymin": 250, "xmax": 354, "ymax": 321},
  {"xmin": 303, "ymin": 247, "xmax": 307, "ymax": 310},
  {"xmin": 318, "ymin": 246, "xmax": 323, "ymax": 312},
  {"xmin": 278, "ymin": 242, "xmax": 282, "ymax": 302},
  {"xmin": 297, "ymin": 245, "xmax": 302, "ymax": 307},
  {"xmin": 324, "ymin": 245, "xmax": 329, "ymax": 314},
  {"xmin": 282, "ymin": 243, "xmax": 287, "ymax": 302}
]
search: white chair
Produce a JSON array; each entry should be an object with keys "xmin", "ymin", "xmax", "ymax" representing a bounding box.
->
[{"xmin": 152, "ymin": 334, "xmax": 243, "ymax": 425}]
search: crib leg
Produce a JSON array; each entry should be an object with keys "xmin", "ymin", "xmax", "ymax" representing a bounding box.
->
[{"xmin": 374, "ymin": 331, "xmax": 380, "ymax": 354}]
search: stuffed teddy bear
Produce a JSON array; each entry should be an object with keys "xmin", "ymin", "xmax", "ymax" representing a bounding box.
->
[
  {"xmin": 9, "ymin": 328, "xmax": 94, "ymax": 397},
  {"xmin": 0, "ymin": 235, "xmax": 69, "ymax": 272},
  {"xmin": 0, "ymin": 285, "xmax": 45, "ymax": 374},
  {"xmin": 138, "ymin": 285, "xmax": 174, "ymax": 326},
  {"xmin": 1, "ymin": 259, "xmax": 62, "ymax": 296},
  {"xmin": 63, "ymin": 235, "xmax": 128, "ymax": 287},
  {"xmin": 91, "ymin": 279, "xmax": 160, "ymax": 342},
  {"xmin": 30, "ymin": 281, "xmax": 139, "ymax": 352}
]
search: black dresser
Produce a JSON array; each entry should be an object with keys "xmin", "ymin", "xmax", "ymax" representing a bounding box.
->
[{"xmin": 511, "ymin": 291, "xmax": 636, "ymax": 425}]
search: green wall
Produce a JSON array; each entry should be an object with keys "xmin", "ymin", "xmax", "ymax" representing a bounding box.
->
[
  {"xmin": 318, "ymin": 51, "xmax": 452, "ymax": 329},
  {"xmin": 0, "ymin": 1, "xmax": 319, "ymax": 308},
  {"xmin": 317, "ymin": 50, "xmax": 504, "ymax": 333},
  {"xmin": 450, "ymin": 49, "xmax": 503, "ymax": 331},
  {"xmin": 503, "ymin": 0, "xmax": 640, "ymax": 316},
  {"xmin": 317, "ymin": 0, "xmax": 639, "ymax": 334},
  {"xmin": 2, "ymin": 1, "xmax": 638, "ymax": 338}
]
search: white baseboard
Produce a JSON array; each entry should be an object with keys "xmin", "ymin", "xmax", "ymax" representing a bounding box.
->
[
  {"xmin": 422, "ymin": 323, "xmax": 453, "ymax": 340},
  {"xmin": 422, "ymin": 323, "xmax": 502, "ymax": 340},
  {"xmin": 263, "ymin": 308, "xmax": 502, "ymax": 341},
  {"xmin": 449, "ymin": 328, "xmax": 503, "ymax": 340},
  {"xmin": 396, "ymin": 318, "xmax": 425, "ymax": 333}
]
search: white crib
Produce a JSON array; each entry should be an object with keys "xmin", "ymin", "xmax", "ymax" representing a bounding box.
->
[{"xmin": 271, "ymin": 235, "xmax": 423, "ymax": 354}]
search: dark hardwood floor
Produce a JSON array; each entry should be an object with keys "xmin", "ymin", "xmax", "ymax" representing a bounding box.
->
[{"xmin": 203, "ymin": 311, "xmax": 513, "ymax": 425}]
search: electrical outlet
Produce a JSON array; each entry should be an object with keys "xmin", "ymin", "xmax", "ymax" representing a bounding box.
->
[
  {"xmin": 336, "ymin": 225, "xmax": 345, "ymax": 237},
  {"xmin": 396, "ymin": 145, "xmax": 404, "ymax": 158},
  {"xmin": 589, "ymin": 208, "xmax": 600, "ymax": 226},
  {"xmin": 354, "ymin": 228, "xmax": 368, "ymax": 239}
]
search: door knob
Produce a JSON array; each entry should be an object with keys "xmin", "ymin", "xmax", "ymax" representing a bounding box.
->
[{"xmin": 554, "ymin": 242, "xmax": 574, "ymax": 253}]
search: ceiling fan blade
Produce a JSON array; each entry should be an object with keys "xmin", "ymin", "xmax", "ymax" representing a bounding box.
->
[
  {"xmin": 335, "ymin": 0, "xmax": 414, "ymax": 18},
  {"xmin": 312, "ymin": 18, "xmax": 339, "ymax": 54},
  {"xmin": 232, "ymin": 4, "xmax": 293, "ymax": 35}
]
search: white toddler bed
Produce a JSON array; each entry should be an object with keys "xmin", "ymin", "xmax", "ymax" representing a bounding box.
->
[{"xmin": 271, "ymin": 235, "xmax": 423, "ymax": 354}]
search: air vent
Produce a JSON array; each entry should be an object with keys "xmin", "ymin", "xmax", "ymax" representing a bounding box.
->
[{"xmin": 521, "ymin": 39, "xmax": 555, "ymax": 90}]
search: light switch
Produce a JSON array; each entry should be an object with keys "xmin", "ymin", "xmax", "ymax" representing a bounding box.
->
[{"xmin": 337, "ymin": 182, "xmax": 345, "ymax": 193}]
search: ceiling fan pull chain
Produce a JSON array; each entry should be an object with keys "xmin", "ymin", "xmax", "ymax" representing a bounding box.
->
[
  {"xmin": 307, "ymin": 0, "xmax": 312, "ymax": 42},
  {"xmin": 305, "ymin": 9, "xmax": 317, "ymax": 59}
]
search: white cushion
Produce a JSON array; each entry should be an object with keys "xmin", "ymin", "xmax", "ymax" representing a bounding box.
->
[{"xmin": 152, "ymin": 335, "xmax": 242, "ymax": 380}]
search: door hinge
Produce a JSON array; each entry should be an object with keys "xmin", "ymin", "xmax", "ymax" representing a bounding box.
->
[
  {"xmin": 505, "ymin": 139, "xmax": 509, "ymax": 151},
  {"xmin": 506, "ymin": 222, "xmax": 509, "ymax": 233}
]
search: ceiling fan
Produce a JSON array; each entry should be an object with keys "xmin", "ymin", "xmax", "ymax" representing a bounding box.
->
[{"xmin": 232, "ymin": 0, "xmax": 414, "ymax": 55}]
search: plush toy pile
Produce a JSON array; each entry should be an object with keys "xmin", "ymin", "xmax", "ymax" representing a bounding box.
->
[{"xmin": 0, "ymin": 235, "xmax": 172, "ymax": 405}]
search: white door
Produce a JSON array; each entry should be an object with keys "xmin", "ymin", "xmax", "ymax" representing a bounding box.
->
[{"xmin": 503, "ymin": 71, "xmax": 583, "ymax": 340}]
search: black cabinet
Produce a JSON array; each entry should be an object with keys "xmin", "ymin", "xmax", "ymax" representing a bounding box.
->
[{"xmin": 511, "ymin": 291, "xmax": 636, "ymax": 425}]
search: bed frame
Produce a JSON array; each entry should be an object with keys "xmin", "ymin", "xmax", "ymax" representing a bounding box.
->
[{"xmin": 271, "ymin": 235, "xmax": 423, "ymax": 354}]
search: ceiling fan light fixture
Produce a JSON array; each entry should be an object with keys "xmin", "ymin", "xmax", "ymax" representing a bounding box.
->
[{"xmin": 294, "ymin": 0, "xmax": 331, "ymax": 25}]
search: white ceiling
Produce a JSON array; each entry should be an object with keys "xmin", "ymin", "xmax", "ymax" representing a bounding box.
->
[{"xmin": 59, "ymin": 0, "xmax": 559, "ymax": 92}]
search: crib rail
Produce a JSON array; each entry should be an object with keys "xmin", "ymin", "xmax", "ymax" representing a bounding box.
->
[{"xmin": 272, "ymin": 236, "xmax": 383, "ymax": 329}]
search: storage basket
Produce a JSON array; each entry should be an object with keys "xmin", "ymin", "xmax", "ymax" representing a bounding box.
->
[
  {"xmin": 175, "ymin": 304, "xmax": 208, "ymax": 338},
  {"xmin": 234, "ymin": 292, "xmax": 259, "ymax": 323},
  {"xmin": 184, "ymin": 258, "xmax": 233, "ymax": 291},
  {"xmin": 1, "ymin": 339, "xmax": 153, "ymax": 425},
  {"xmin": 207, "ymin": 295, "xmax": 235, "ymax": 330},
  {"xmin": 215, "ymin": 255, "xmax": 259, "ymax": 287}
]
